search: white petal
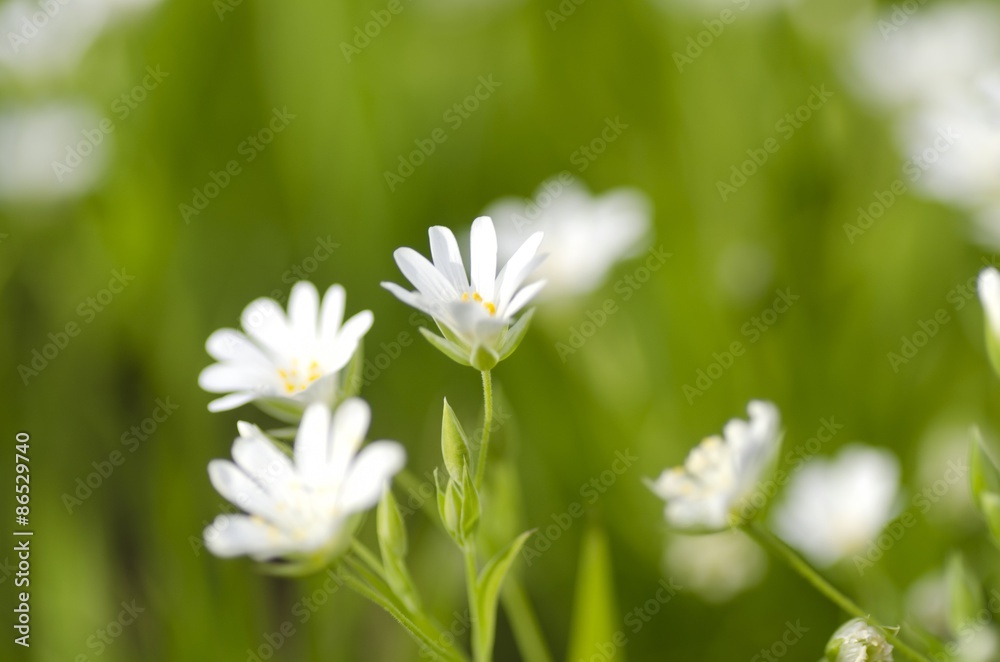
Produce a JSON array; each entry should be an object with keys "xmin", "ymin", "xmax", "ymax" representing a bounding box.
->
[
  {"xmin": 287, "ymin": 281, "xmax": 320, "ymax": 343},
  {"xmin": 205, "ymin": 329, "xmax": 271, "ymax": 366},
  {"xmin": 429, "ymin": 226, "xmax": 470, "ymax": 292},
  {"xmin": 199, "ymin": 363, "xmax": 274, "ymax": 394},
  {"xmin": 207, "ymin": 391, "xmax": 257, "ymax": 412},
  {"xmin": 327, "ymin": 399, "xmax": 371, "ymax": 485},
  {"xmin": 381, "ymin": 282, "xmax": 444, "ymax": 320},
  {"xmin": 470, "ymin": 216, "xmax": 498, "ymax": 301},
  {"xmin": 980, "ymin": 267, "xmax": 1000, "ymax": 336},
  {"xmin": 339, "ymin": 441, "xmax": 406, "ymax": 514},
  {"xmin": 232, "ymin": 434, "xmax": 296, "ymax": 493},
  {"xmin": 319, "ymin": 284, "xmax": 346, "ymax": 345},
  {"xmin": 394, "ymin": 247, "xmax": 458, "ymax": 301},
  {"xmin": 204, "ymin": 514, "xmax": 287, "ymax": 559},
  {"xmin": 241, "ymin": 297, "xmax": 293, "ymax": 357},
  {"xmin": 504, "ymin": 279, "xmax": 546, "ymax": 318},
  {"xmin": 495, "ymin": 232, "xmax": 543, "ymax": 311},
  {"xmin": 208, "ymin": 460, "xmax": 281, "ymax": 521},
  {"xmin": 326, "ymin": 310, "xmax": 374, "ymax": 371},
  {"xmin": 295, "ymin": 402, "xmax": 333, "ymax": 487}
]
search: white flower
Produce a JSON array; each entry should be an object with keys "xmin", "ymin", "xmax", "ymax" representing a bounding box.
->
[
  {"xmin": 204, "ymin": 399, "xmax": 405, "ymax": 563},
  {"xmin": 772, "ymin": 444, "xmax": 900, "ymax": 568},
  {"xmin": 381, "ymin": 216, "xmax": 545, "ymax": 370},
  {"xmin": 199, "ymin": 282, "xmax": 373, "ymax": 416},
  {"xmin": 483, "ymin": 178, "xmax": 651, "ymax": 300},
  {"xmin": 825, "ymin": 619, "xmax": 894, "ymax": 662},
  {"xmin": 979, "ymin": 267, "xmax": 1000, "ymax": 338},
  {"xmin": 648, "ymin": 400, "xmax": 781, "ymax": 532},
  {"xmin": 0, "ymin": 103, "xmax": 108, "ymax": 201},
  {"xmin": 665, "ymin": 530, "xmax": 766, "ymax": 603}
]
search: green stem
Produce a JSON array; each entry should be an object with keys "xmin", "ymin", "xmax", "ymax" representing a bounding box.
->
[
  {"xmin": 501, "ymin": 577, "xmax": 554, "ymax": 662},
  {"xmin": 340, "ymin": 563, "xmax": 463, "ymax": 662},
  {"xmin": 464, "ymin": 543, "xmax": 485, "ymax": 662},
  {"xmin": 350, "ymin": 539, "xmax": 385, "ymax": 580},
  {"xmin": 743, "ymin": 522, "xmax": 931, "ymax": 662},
  {"xmin": 474, "ymin": 370, "xmax": 493, "ymax": 488}
]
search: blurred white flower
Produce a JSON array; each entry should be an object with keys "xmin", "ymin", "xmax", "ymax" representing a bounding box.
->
[
  {"xmin": 204, "ymin": 400, "xmax": 405, "ymax": 562},
  {"xmin": 199, "ymin": 282, "xmax": 373, "ymax": 416},
  {"xmin": 0, "ymin": 102, "xmax": 107, "ymax": 201},
  {"xmin": 665, "ymin": 530, "xmax": 766, "ymax": 603},
  {"xmin": 979, "ymin": 267, "xmax": 1000, "ymax": 338},
  {"xmin": 483, "ymin": 177, "xmax": 651, "ymax": 300},
  {"xmin": 825, "ymin": 618, "xmax": 894, "ymax": 662},
  {"xmin": 772, "ymin": 444, "xmax": 900, "ymax": 568},
  {"xmin": 850, "ymin": 3, "xmax": 1000, "ymax": 111},
  {"xmin": 0, "ymin": 0, "xmax": 161, "ymax": 79},
  {"xmin": 647, "ymin": 400, "xmax": 781, "ymax": 532},
  {"xmin": 382, "ymin": 216, "xmax": 545, "ymax": 370}
]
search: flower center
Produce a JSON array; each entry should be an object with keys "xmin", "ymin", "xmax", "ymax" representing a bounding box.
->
[
  {"xmin": 277, "ymin": 358, "xmax": 322, "ymax": 394},
  {"xmin": 461, "ymin": 291, "xmax": 496, "ymax": 316}
]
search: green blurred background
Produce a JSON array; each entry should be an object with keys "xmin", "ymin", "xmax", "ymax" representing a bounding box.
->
[{"xmin": 2, "ymin": 0, "xmax": 998, "ymax": 659}]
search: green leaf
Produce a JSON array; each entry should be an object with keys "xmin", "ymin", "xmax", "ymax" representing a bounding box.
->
[
  {"xmin": 970, "ymin": 428, "xmax": 1000, "ymax": 501},
  {"xmin": 979, "ymin": 492, "xmax": 1000, "ymax": 548},
  {"xmin": 377, "ymin": 487, "xmax": 408, "ymax": 559},
  {"xmin": 435, "ymin": 469, "xmax": 463, "ymax": 544},
  {"xmin": 946, "ymin": 553, "xmax": 982, "ymax": 635},
  {"xmin": 475, "ymin": 530, "xmax": 534, "ymax": 659},
  {"xmin": 986, "ymin": 316, "xmax": 1000, "ymax": 379},
  {"xmin": 498, "ymin": 308, "xmax": 535, "ymax": 362},
  {"xmin": 341, "ymin": 339, "xmax": 365, "ymax": 398},
  {"xmin": 461, "ymin": 465, "xmax": 480, "ymax": 540},
  {"xmin": 441, "ymin": 398, "xmax": 471, "ymax": 482},
  {"xmin": 567, "ymin": 525, "xmax": 620, "ymax": 662},
  {"xmin": 419, "ymin": 327, "xmax": 472, "ymax": 367}
]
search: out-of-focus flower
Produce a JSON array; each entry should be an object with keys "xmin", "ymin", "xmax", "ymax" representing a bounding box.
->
[
  {"xmin": 0, "ymin": 0, "xmax": 162, "ymax": 79},
  {"xmin": 0, "ymin": 103, "xmax": 108, "ymax": 201},
  {"xmin": 907, "ymin": 571, "xmax": 1000, "ymax": 662},
  {"xmin": 665, "ymin": 530, "xmax": 766, "ymax": 603},
  {"xmin": 772, "ymin": 444, "xmax": 900, "ymax": 568},
  {"xmin": 847, "ymin": 3, "xmax": 1000, "ymax": 247},
  {"xmin": 483, "ymin": 177, "xmax": 651, "ymax": 300},
  {"xmin": 979, "ymin": 267, "xmax": 1000, "ymax": 375},
  {"xmin": 199, "ymin": 282, "xmax": 373, "ymax": 417},
  {"xmin": 825, "ymin": 618, "xmax": 894, "ymax": 662},
  {"xmin": 204, "ymin": 400, "xmax": 405, "ymax": 564},
  {"xmin": 382, "ymin": 217, "xmax": 545, "ymax": 371},
  {"xmin": 647, "ymin": 400, "xmax": 781, "ymax": 532}
]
